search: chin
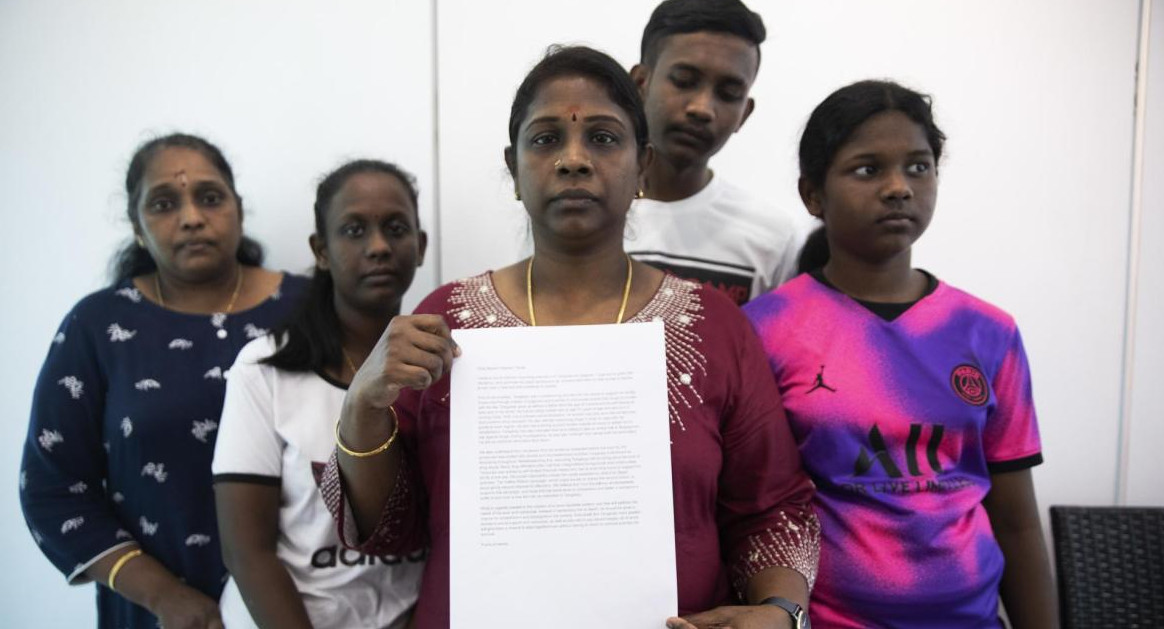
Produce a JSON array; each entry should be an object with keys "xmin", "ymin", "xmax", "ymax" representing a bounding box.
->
[{"xmin": 173, "ymin": 258, "xmax": 234, "ymax": 282}]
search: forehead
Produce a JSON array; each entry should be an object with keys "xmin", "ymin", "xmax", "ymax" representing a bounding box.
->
[
  {"xmin": 328, "ymin": 171, "xmax": 416, "ymax": 218},
  {"xmin": 653, "ymin": 31, "xmax": 759, "ymax": 81},
  {"xmin": 524, "ymin": 76, "xmax": 632, "ymax": 127},
  {"xmin": 144, "ymin": 147, "xmax": 225, "ymax": 184},
  {"xmin": 836, "ymin": 111, "xmax": 933, "ymax": 157}
]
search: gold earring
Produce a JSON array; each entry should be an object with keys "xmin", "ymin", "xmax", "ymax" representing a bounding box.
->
[
  {"xmin": 554, "ymin": 159, "xmax": 563, "ymax": 169},
  {"xmin": 636, "ymin": 188, "xmax": 645, "ymax": 199},
  {"xmin": 514, "ymin": 190, "xmax": 522, "ymax": 201},
  {"xmin": 135, "ymin": 235, "xmax": 145, "ymax": 247}
]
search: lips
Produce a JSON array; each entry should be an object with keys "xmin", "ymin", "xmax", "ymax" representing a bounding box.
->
[
  {"xmin": 877, "ymin": 211, "xmax": 914, "ymax": 223},
  {"xmin": 176, "ymin": 238, "xmax": 217, "ymax": 252},
  {"xmin": 549, "ymin": 189, "xmax": 601, "ymax": 209},
  {"xmin": 552, "ymin": 188, "xmax": 599, "ymax": 202},
  {"xmin": 361, "ymin": 267, "xmax": 399, "ymax": 281},
  {"xmin": 667, "ymin": 123, "xmax": 713, "ymax": 147}
]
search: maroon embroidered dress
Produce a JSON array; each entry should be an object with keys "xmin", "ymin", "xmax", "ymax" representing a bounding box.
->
[{"xmin": 320, "ymin": 273, "xmax": 819, "ymax": 628}]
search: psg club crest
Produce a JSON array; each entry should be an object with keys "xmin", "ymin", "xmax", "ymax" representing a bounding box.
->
[{"xmin": 950, "ymin": 364, "xmax": 989, "ymax": 406}]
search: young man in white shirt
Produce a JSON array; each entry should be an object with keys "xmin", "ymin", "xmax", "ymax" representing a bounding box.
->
[{"xmin": 628, "ymin": 0, "xmax": 803, "ymax": 305}]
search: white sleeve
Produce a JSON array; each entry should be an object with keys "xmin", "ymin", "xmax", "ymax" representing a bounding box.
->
[
  {"xmin": 211, "ymin": 339, "xmax": 283, "ymax": 479},
  {"xmin": 771, "ymin": 224, "xmax": 806, "ymax": 287}
]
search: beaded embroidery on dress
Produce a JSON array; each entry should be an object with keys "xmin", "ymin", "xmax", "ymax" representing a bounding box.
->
[{"xmin": 446, "ymin": 273, "xmax": 707, "ymax": 431}]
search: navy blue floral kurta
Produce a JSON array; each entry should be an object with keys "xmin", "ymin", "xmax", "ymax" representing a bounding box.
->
[{"xmin": 20, "ymin": 273, "xmax": 307, "ymax": 628}]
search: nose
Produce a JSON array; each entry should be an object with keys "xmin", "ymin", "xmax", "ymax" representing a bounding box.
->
[
  {"xmin": 684, "ymin": 88, "xmax": 715, "ymax": 123},
  {"xmin": 881, "ymin": 170, "xmax": 913, "ymax": 202},
  {"xmin": 177, "ymin": 198, "xmax": 206, "ymax": 230},
  {"xmin": 366, "ymin": 228, "xmax": 392, "ymax": 258},
  {"xmin": 555, "ymin": 140, "xmax": 593, "ymax": 176}
]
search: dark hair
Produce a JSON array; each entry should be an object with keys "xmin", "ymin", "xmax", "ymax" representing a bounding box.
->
[
  {"xmin": 508, "ymin": 46, "xmax": 649, "ymax": 154},
  {"xmin": 640, "ymin": 0, "xmax": 766, "ymax": 69},
  {"xmin": 264, "ymin": 160, "xmax": 421, "ymax": 373},
  {"xmin": 109, "ymin": 133, "xmax": 263, "ymax": 284},
  {"xmin": 799, "ymin": 80, "xmax": 946, "ymax": 190},
  {"xmin": 796, "ymin": 225, "xmax": 830, "ymax": 274},
  {"xmin": 797, "ymin": 80, "xmax": 946, "ymax": 267}
]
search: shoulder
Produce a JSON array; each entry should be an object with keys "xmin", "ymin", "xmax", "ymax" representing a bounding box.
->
[
  {"xmin": 743, "ymin": 274, "xmax": 821, "ymax": 320},
  {"xmin": 711, "ymin": 178, "xmax": 801, "ymax": 235},
  {"xmin": 647, "ymin": 276, "xmax": 752, "ymax": 340},
  {"xmin": 272, "ymin": 271, "xmax": 310, "ymax": 301},
  {"xmin": 233, "ymin": 334, "xmax": 282, "ymax": 366},
  {"xmin": 74, "ymin": 282, "xmax": 141, "ymax": 315},
  {"xmin": 60, "ymin": 282, "xmax": 146, "ymax": 330},
  {"xmin": 413, "ymin": 272, "xmax": 493, "ymax": 316},
  {"xmin": 932, "ymin": 280, "xmax": 1019, "ymax": 332}
]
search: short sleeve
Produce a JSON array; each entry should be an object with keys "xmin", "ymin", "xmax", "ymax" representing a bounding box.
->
[
  {"xmin": 19, "ymin": 306, "xmax": 135, "ymax": 584},
  {"xmin": 211, "ymin": 339, "xmax": 283, "ymax": 482},
  {"xmin": 767, "ymin": 222, "xmax": 807, "ymax": 290},
  {"xmin": 983, "ymin": 326, "xmax": 1043, "ymax": 473}
]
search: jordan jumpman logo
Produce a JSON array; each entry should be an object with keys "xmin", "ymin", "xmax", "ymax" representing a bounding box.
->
[{"xmin": 807, "ymin": 365, "xmax": 837, "ymax": 394}]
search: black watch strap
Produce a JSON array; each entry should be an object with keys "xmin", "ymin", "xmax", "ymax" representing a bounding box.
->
[{"xmin": 758, "ymin": 596, "xmax": 810, "ymax": 629}]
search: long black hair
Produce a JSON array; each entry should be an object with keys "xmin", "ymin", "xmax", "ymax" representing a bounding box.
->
[
  {"xmin": 797, "ymin": 80, "xmax": 946, "ymax": 269},
  {"xmin": 109, "ymin": 133, "xmax": 263, "ymax": 284},
  {"xmin": 262, "ymin": 160, "xmax": 420, "ymax": 373}
]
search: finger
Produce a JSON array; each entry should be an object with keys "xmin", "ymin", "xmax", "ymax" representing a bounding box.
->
[
  {"xmin": 665, "ymin": 618, "xmax": 698, "ymax": 629},
  {"xmin": 675, "ymin": 608, "xmax": 731, "ymax": 628},
  {"xmin": 394, "ymin": 345, "xmax": 449, "ymax": 386},
  {"xmin": 407, "ymin": 328, "xmax": 458, "ymax": 371},
  {"xmin": 389, "ymin": 361, "xmax": 441, "ymax": 390},
  {"xmin": 409, "ymin": 314, "xmax": 461, "ymax": 356}
]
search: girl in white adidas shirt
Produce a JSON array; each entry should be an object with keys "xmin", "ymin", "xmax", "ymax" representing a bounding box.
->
[{"xmin": 212, "ymin": 160, "xmax": 428, "ymax": 628}]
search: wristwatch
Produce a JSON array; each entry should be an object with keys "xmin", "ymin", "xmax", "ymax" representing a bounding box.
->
[{"xmin": 758, "ymin": 596, "xmax": 810, "ymax": 629}]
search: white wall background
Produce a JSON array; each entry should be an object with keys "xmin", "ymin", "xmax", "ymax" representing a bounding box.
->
[
  {"xmin": 1, "ymin": 0, "xmax": 1159, "ymax": 625},
  {"xmin": 1128, "ymin": 1, "xmax": 1164, "ymax": 505}
]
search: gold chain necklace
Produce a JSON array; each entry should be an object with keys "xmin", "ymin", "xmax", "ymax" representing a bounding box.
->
[
  {"xmin": 525, "ymin": 254, "xmax": 633, "ymax": 326},
  {"xmin": 154, "ymin": 266, "xmax": 244, "ymax": 313},
  {"xmin": 341, "ymin": 348, "xmax": 361, "ymax": 378}
]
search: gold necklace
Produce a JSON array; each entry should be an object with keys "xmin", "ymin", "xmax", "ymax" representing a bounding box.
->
[
  {"xmin": 154, "ymin": 266, "xmax": 244, "ymax": 313},
  {"xmin": 341, "ymin": 348, "xmax": 361, "ymax": 378},
  {"xmin": 525, "ymin": 254, "xmax": 633, "ymax": 326}
]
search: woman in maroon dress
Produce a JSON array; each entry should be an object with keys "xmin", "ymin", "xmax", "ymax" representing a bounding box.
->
[{"xmin": 322, "ymin": 46, "xmax": 819, "ymax": 629}]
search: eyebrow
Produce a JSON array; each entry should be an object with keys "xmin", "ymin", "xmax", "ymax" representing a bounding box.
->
[
  {"xmin": 523, "ymin": 114, "xmax": 628, "ymax": 132},
  {"xmin": 668, "ymin": 62, "xmax": 747, "ymax": 86},
  {"xmin": 844, "ymin": 149, "xmax": 935, "ymax": 160}
]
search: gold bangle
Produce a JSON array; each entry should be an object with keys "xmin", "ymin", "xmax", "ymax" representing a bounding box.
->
[
  {"xmin": 107, "ymin": 548, "xmax": 143, "ymax": 592},
  {"xmin": 335, "ymin": 407, "xmax": 399, "ymax": 458}
]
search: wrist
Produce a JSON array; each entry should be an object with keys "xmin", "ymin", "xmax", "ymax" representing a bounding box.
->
[
  {"xmin": 757, "ymin": 597, "xmax": 809, "ymax": 629},
  {"xmin": 339, "ymin": 399, "xmax": 398, "ymax": 448}
]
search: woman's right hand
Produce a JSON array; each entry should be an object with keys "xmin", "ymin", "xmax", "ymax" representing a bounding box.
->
[
  {"xmin": 347, "ymin": 314, "xmax": 460, "ymax": 414},
  {"xmin": 148, "ymin": 581, "xmax": 224, "ymax": 629}
]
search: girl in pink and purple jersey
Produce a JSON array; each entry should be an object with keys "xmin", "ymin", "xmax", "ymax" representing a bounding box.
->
[{"xmin": 743, "ymin": 80, "xmax": 1058, "ymax": 628}]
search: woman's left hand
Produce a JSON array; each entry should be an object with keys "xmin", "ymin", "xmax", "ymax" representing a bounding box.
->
[{"xmin": 666, "ymin": 605, "xmax": 791, "ymax": 629}]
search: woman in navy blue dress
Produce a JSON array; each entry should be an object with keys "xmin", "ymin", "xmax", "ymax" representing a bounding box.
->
[{"xmin": 19, "ymin": 133, "xmax": 307, "ymax": 629}]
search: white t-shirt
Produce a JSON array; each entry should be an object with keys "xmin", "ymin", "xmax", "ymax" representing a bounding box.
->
[
  {"xmin": 212, "ymin": 337, "xmax": 424, "ymax": 629},
  {"xmin": 626, "ymin": 175, "xmax": 805, "ymax": 305}
]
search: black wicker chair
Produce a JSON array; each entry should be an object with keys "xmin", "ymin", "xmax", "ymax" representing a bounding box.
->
[{"xmin": 1050, "ymin": 505, "xmax": 1164, "ymax": 628}]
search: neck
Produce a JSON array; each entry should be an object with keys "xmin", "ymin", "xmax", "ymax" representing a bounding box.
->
[
  {"xmin": 822, "ymin": 249, "xmax": 925, "ymax": 303},
  {"xmin": 531, "ymin": 239, "xmax": 629, "ymax": 298},
  {"xmin": 155, "ymin": 264, "xmax": 242, "ymax": 313},
  {"xmin": 525, "ymin": 237, "xmax": 635, "ymax": 327},
  {"xmin": 643, "ymin": 153, "xmax": 711, "ymax": 202},
  {"xmin": 334, "ymin": 299, "xmax": 396, "ymax": 363}
]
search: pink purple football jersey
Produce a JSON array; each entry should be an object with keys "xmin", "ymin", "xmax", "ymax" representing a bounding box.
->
[{"xmin": 744, "ymin": 273, "xmax": 1043, "ymax": 628}]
